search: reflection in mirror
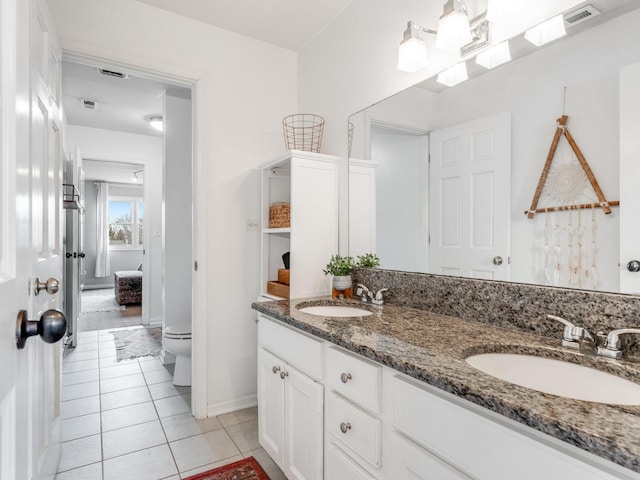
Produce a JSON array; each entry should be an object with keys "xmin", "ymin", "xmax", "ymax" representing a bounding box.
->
[{"xmin": 348, "ymin": 1, "xmax": 640, "ymax": 294}]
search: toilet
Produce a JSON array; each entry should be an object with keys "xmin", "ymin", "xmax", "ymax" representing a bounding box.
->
[{"xmin": 162, "ymin": 322, "xmax": 192, "ymax": 386}]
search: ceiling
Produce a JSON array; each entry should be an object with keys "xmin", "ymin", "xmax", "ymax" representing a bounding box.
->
[
  {"xmin": 83, "ymin": 160, "xmax": 145, "ymax": 185},
  {"xmin": 61, "ymin": 60, "xmax": 190, "ymax": 137},
  {"xmin": 133, "ymin": 0, "xmax": 356, "ymax": 52}
]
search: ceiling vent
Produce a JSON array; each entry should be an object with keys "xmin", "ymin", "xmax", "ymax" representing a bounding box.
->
[
  {"xmin": 97, "ymin": 68, "xmax": 130, "ymax": 79},
  {"xmin": 564, "ymin": 5, "xmax": 600, "ymax": 27},
  {"xmin": 80, "ymin": 98, "xmax": 99, "ymax": 110}
]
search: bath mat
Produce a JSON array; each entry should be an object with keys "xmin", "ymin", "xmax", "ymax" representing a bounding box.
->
[
  {"xmin": 81, "ymin": 293, "xmax": 125, "ymax": 313},
  {"xmin": 112, "ymin": 326, "xmax": 162, "ymax": 361},
  {"xmin": 182, "ymin": 457, "xmax": 270, "ymax": 480}
]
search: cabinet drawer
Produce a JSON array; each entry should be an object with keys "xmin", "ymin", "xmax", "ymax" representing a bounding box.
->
[
  {"xmin": 390, "ymin": 432, "xmax": 471, "ymax": 480},
  {"xmin": 327, "ymin": 347, "xmax": 381, "ymax": 413},
  {"xmin": 258, "ymin": 316, "xmax": 322, "ymax": 380},
  {"xmin": 392, "ymin": 376, "xmax": 623, "ymax": 480},
  {"xmin": 326, "ymin": 391, "xmax": 381, "ymax": 468},
  {"xmin": 325, "ymin": 442, "xmax": 376, "ymax": 480}
]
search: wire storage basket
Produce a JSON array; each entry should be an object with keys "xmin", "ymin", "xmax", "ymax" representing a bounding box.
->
[{"xmin": 282, "ymin": 114, "xmax": 325, "ymax": 153}]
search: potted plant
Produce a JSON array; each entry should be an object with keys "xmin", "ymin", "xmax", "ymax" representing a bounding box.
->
[
  {"xmin": 323, "ymin": 255, "xmax": 355, "ymax": 291},
  {"xmin": 356, "ymin": 253, "xmax": 380, "ymax": 268}
]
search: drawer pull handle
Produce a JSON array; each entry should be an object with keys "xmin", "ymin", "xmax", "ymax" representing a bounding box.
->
[
  {"xmin": 280, "ymin": 371, "xmax": 289, "ymax": 380},
  {"xmin": 340, "ymin": 372, "xmax": 352, "ymax": 383},
  {"xmin": 339, "ymin": 422, "xmax": 351, "ymax": 434},
  {"xmin": 272, "ymin": 366, "xmax": 280, "ymax": 374}
]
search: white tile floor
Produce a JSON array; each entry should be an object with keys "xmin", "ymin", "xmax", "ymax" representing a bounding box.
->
[{"xmin": 57, "ymin": 328, "xmax": 286, "ymax": 480}]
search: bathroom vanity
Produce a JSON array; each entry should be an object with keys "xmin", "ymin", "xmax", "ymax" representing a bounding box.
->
[{"xmin": 252, "ymin": 296, "xmax": 640, "ymax": 480}]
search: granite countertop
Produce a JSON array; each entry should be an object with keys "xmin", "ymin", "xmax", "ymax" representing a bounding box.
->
[{"xmin": 252, "ymin": 297, "xmax": 640, "ymax": 474}]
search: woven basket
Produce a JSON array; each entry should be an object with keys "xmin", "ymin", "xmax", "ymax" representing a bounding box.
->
[
  {"xmin": 282, "ymin": 114, "xmax": 325, "ymax": 153},
  {"xmin": 269, "ymin": 202, "xmax": 290, "ymax": 228}
]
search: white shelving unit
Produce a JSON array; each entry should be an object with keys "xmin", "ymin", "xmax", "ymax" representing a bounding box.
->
[{"xmin": 260, "ymin": 150, "xmax": 339, "ymax": 300}]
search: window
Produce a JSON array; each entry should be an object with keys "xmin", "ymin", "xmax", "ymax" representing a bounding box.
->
[{"xmin": 109, "ymin": 196, "xmax": 144, "ymax": 248}]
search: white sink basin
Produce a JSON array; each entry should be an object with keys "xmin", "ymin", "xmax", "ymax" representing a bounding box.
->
[
  {"xmin": 466, "ymin": 353, "xmax": 640, "ymax": 405},
  {"xmin": 298, "ymin": 305, "xmax": 373, "ymax": 317}
]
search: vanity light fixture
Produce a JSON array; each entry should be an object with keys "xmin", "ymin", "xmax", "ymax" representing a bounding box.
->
[
  {"xmin": 436, "ymin": 62, "xmax": 468, "ymax": 87},
  {"xmin": 436, "ymin": 0, "xmax": 472, "ymax": 53},
  {"xmin": 397, "ymin": 21, "xmax": 434, "ymax": 73},
  {"xmin": 148, "ymin": 115, "xmax": 163, "ymax": 132},
  {"xmin": 398, "ymin": 0, "xmax": 489, "ymax": 73},
  {"xmin": 475, "ymin": 40, "xmax": 511, "ymax": 69},
  {"xmin": 524, "ymin": 14, "xmax": 566, "ymax": 46}
]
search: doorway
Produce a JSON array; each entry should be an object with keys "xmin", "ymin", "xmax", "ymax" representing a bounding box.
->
[{"xmin": 59, "ymin": 57, "xmax": 196, "ymax": 412}]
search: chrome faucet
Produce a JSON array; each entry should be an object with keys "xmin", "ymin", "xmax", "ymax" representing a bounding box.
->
[
  {"xmin": 546, "ymin": 315, "xmax": 597, "ymax": 351},
  {"xmin": 597, "ymin": 328, "xmax": 640, "ymax": 359},
  {"xmin": 356, "ymin": 284, "xmax": 389, "ymax": 305},
  {"xmin": 356, "ymin": 284, "xmax": 373, "ymax": 303},
  {"xmin": 372, "ymin": 288, "xmax": 389, "ymax": 305}
]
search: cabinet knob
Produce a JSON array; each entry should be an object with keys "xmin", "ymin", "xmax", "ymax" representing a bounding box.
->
[
  {"xmin": 339, "ymin": 422, "xmax": 351, "ymax": 434},
  {"xmin": 627, "ymin": 260, "xmax": 640, "ymax": 272},
  {"xmin": 272, "ymin": 365, "xmax": 280, "ymax": 374},
  {"xmin": 280, "ymin": 370, "xmax": 289, "ymax": 380},
  {"xmin": 340, "ymin": 372, "xmax": 352, "ymax": 383}
]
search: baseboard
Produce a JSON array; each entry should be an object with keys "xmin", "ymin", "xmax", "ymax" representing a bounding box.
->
[{"xmin": 206, "ymin": 394, "xmax": 257, "ymax": 418}]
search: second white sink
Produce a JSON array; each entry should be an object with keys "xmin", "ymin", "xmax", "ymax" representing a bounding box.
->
[
  {"xmin": 299, "ymin": 305, "xmax": 373, "ymax": 317},
  {"xmin": 466, "ymin": 353, "xmax": 640, "ymax": 405}
]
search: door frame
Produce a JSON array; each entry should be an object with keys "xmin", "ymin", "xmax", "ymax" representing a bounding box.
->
[{"xmin": 61, "ymin": 48, "xmax": 207, "ymax": 417}]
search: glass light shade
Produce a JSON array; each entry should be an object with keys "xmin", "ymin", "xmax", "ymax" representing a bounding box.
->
[
  {"xmin": 524, "ymin": 14, "xmax": 566, "ymax": 46},
  {"xmin": 475, "ymin": 41, "xmax": 511, "ymax": 69},
  {"xmin": 397, "ymin": 36, "xmax": 428, "ymax": 73},
  {"xmin": 149, "ymin": 116, "xmax": 164, "ymax": 132},
  {"xmin": 436, "ymin": 62, "xmax": 468, "ymax": 87},
  {"xmin": 436, "ymin": 11, "xmax": 472, "ymax": 53}
]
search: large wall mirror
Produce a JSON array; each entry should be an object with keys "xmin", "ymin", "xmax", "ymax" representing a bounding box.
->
[{"xmin": 348, "ymin": 0, "xmax": 640, "ymax": 294}]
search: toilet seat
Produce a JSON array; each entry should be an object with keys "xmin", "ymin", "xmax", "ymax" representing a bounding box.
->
[{"xmin": 164, "ymin": 322, "xmax": 191, "ymax": 339}]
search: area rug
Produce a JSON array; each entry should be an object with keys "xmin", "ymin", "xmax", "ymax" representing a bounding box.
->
[
  {"xmin": 182, "ymin": 457, "xmax": 270, "ymax": 480},
  {"xmin": 81, "ymin": 293, "xmax": 125, "ymax": 313},
  {"xmin": 112, "ymin": 326, "xmax": 162, "ymax": 361}
]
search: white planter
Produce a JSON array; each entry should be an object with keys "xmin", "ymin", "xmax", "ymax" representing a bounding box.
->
[{"xmin": 332, "ymin": 275, "xmax": 352, "ymax": 291}]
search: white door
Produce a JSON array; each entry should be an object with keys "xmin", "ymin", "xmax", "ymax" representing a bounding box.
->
[
  {"xmin": 0, "ymin": 0, "xmax": 64, "ymax": 479},
  {"xmin": 283, "ymin": 364, "xmax": 323, "ymax": 480},
  {"xmin": 257, "ymin": 348, "xmax": 285, "ymax": 468},
  {"xmin": 429, "ymin": 112, "xmax": 511, "ymax": 280},
  {"xmin": 619, "ymin": 61, "xmax": 640, "ymax": 294}
]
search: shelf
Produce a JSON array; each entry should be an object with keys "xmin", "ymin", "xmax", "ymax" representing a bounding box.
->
[
  {"xmin": 263, "ymin": 228, "xmax": 291, "ymax": 234},
  {"xmin": 260, "ymin": 292, "xmax": 286, "ymax": 301}
]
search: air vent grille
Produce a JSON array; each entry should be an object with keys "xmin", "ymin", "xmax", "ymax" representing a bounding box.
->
[
  {"xmin": 564, "ymin": 5, "xmax": 600, "ymax": 26},
  {"xmin": 98, "ymin": 68, "xmax": 130, "ymax": 79},
  {"xmin": 80, "ymin": 98, "xmax": 99, "ymax": 110}
]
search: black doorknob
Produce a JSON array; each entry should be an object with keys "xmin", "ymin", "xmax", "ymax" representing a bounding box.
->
[
  {"xmin": 15, "ymin": 309, "xmax": 67, "ymax": 349},
  {"xmin": 65, "ymin": 252, "xmax": 72, "ymax": 258},
  {"xmin": 627, "ymin": 260, "xmax": 640, "ymax": 273},
  {"xmin": 78, "ymin": 252, "xmax": 85, "ymax": 258}
]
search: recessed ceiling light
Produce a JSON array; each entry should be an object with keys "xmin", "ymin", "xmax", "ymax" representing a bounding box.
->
[{"xmin": 148, "ymin": 115, "xmax": 163, "ymax": 132}]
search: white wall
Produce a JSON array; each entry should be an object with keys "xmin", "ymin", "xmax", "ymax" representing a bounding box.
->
[
  {"xmin": 49, "ymin": 0, "xmax": 297, "ymax": 416},
  {"xmin": 66, "ymin": 125, "xmax": 163, "ymax": 322},
  {"xmin": 164, "ymin": 94, "xmax": 192, "ymax": 332}
]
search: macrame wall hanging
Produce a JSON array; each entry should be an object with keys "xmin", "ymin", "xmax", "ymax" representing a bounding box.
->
[{"xmin": 525, "ymin": 94, "xmax": 619, "ymax": 289}]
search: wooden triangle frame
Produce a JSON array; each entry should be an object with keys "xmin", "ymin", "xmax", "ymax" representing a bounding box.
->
[{"xmin": 525, "ymin": 114, "xmax": 619, "ymax": 219}]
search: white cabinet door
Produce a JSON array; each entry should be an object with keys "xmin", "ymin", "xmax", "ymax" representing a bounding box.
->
[
  {"xmin": 257, "ymin": 349, "xmax": 285, "ymax": 468},
  {"xmin": 430, "ymin": 112, "xmax": 511, "ymax": 280},
  {"xmin": 284, "ymin": 365, "xmax": 324, "ymax": 480}
]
